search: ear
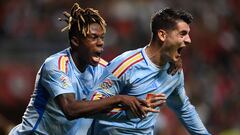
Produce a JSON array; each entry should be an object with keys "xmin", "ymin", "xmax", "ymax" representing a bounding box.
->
[
  {"xmin": 157, "ymin": 30, "xmax": 166, "ymax": 42},
  {"xmin": 71, "ymin": 36, "xmax": 79, "ymax": 47}
]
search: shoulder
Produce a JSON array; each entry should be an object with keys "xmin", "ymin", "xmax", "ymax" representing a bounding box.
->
[
  {"xmin": 109, "ymin": 48, "xmax": 145, "ymax": 78},
  {"xmin": 43, "ymin": 49, "xmax": 69, "ymax": 73}
]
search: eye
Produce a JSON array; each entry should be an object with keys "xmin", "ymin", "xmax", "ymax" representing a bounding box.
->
[
  {"xmin": 91, "ymin": 35, "xmax": 98, "ymax": 40},
  {"xmin": 179, "ymin": 30, "xmax": 189, "ymax": 38},
  {"xmin": 100, "ymin": 35, "xmax": 104, "ymax": 40},
  {"xmin": 180, "ymin": 31, "xmax": 187, "ymax": 36},
  {"xmin": 87, "ymin": 34, "xmax": 104, "ymax": 41}
]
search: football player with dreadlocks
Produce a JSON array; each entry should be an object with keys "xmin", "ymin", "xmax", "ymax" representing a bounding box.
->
[{"xmin": 9, "ymin": 3, "xmax": 166, "ymax": 135}]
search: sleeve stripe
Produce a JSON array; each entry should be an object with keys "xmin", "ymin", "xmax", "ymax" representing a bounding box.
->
[
  {"xmin": 99, "ymin": 58, "xmax": 108, "ymax": 67},
  {"xmin": 58, "ymin": 56, "xmax": 63, "ymax": 71},
  {"xmin": 117, "ymin": 58, "xmax": 143, "ymax": 78},
  {"xmin": 112, "ymin": 52, "xmax": 143, "ymax": 78},
  {"xmin": 65, "ymin": 59, "xmax": 69, "ymax": 73},
  {"xmin": 112, "ymin": 52, "xmax": 140, "ymax": 73},
  {"xmin": 58, "ymin": 55, "xmax": 69, "ymax": 73}
]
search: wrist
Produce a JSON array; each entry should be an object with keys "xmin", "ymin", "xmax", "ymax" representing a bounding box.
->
[{"xmin": 115, "ymin": 95, "xmax": 123, "ymax": 104}]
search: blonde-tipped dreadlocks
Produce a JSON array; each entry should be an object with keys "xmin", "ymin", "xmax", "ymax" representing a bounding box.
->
[{"xmin": 59, "ymin": 3, "xmax": 106, "ymax": 37}]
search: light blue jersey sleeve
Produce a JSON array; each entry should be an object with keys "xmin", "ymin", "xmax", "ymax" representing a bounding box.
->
[
  {"xmin": 166, "ymin": 70, "xmax": 211, "ymax": 135},
  {"xmin": 41, "ymin": 59, "xmax": 75, "ymax": 98}
]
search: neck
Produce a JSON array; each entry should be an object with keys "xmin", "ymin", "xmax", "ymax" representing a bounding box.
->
[
  {"xmin": 70, "ymin": 48, "xmax": 87, "ymax": 72},
  {"xmin": 145, "ymin": 41, "xmax": 167, "ymax": 67}
]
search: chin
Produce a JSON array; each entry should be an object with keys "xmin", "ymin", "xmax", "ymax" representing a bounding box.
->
[
  {"xmin": 90, "ymin": 63, "xmax": 98, "ymax": 67},
  {"xmin": 173, "ymin": 58, "xmax": 180, "ymax": 63},
  {"xmin": 174, "ymin": 58, "xmax": 179, "ymax": 62},
  {"xmin": 90, "ymin": 61, "xmax": 99, "ymax": 67}
]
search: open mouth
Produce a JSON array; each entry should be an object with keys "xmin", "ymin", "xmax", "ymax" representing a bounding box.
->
[
  {"xmin": 95, "ymin": 51, "xmax": 101, "ymax": 57},
  {"xmin": 177, "ymin": 47, "xmax": 184, "ymax": 55},
  {"xmin": 91, "ymin": 51, "xmax": 102, "ymax": 64}
]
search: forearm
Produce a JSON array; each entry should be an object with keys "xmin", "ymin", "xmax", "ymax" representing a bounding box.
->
[
  {"xmin": 72, "ymin": 96, "xmax": 136, "ymax": 122},
  {"xmin": 87, "ymin": 92, "xmax": 152, "ymax": 121},
  {"xmin": 85, "ymin": 95, "xmax": 134, "ymax": 121},
  {"xmin": 175, "ymin": 103, "xmax": 211, "ymax": 135},
  {"xmin": 72, "ymin": 98, "xmax": 120, "ymax": 117},
  {"xmin": 56, "ymin": 94, "xmax": 122, "ymax": 120}
]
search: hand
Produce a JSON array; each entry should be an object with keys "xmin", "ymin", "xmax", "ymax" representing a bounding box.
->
[
  {"xmin": 144, "ymin": 93, "xmax": 166, "ymax": 113},
  {"xmin": 167, "ymin": 58, "xmax": 182, "ymax": 75},
  {"xmin": 117, "ymin": 95, "xmax": 149, "ymax": 118},
  {"xmin": 147, "ymin": 93, "xmax": 166, "ymax": 108}
]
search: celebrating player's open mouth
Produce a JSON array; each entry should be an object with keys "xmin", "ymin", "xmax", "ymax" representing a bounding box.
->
[
  {"xmin": 92, "ymin": 50, "xmax": 102, "ymax": 65},
  {"xmin": 176, "ymin": 46, "xmax": 184, "ymax": 59}
]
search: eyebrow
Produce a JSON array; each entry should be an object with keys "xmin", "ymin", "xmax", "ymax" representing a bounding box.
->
[{"xmin": 88, "ymin": 33, "xmax": 104, "ymax": 36}]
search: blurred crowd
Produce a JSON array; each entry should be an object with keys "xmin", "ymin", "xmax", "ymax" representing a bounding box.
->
[{"xmin": 0, "ymin": 0, "xmax": 239, "ymax": 135}]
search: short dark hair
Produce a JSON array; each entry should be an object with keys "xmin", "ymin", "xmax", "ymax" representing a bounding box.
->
[
  {"xmin": 151, "ymin": 8, "xmax": 193, "ymax": 40},
  {"xmin": 59, "ymin": 3, "xmax": 106, "ymax": 41}
]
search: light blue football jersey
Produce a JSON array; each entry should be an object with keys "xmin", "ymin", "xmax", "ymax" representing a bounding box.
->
[
  {"xmin": 9, "ymin": 48, "xmax": 108, "ymax": 135},
  {"xmin": 90, "ymin": 46, "xmax": 210, "ymax": 135}
]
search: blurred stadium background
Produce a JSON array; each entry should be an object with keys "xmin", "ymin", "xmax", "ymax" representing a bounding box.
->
[{"xmin": 0, "ymin": 0, "xmax": 239, "ymax": 135}]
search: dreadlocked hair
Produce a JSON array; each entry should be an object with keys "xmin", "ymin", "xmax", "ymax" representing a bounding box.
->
[{"xmin": 58, "ymin": 3, "xmax": 106, "ymax": 39}]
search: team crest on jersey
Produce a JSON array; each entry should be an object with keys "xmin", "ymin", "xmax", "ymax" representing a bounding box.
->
[
  {"xmin": 60, "ymin": 75, "xmax": 70, "ymax": 88},
  {"xmin": 100, "ymin": 79, "xmax": 113, "ymax": 93},
  {"xmin": 91, "ymin": 92, "xmax": 105, "ymax": 101}
]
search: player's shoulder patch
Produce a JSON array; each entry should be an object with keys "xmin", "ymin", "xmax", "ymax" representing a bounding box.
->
[
  {"xmin": 58, "ymin": 55, "xmax": 69, "ymax": 73},
  {"xmin": 112, "ymin": 52, "xmax": 144, "ymax": 78},
  {"xmin": 99, "ymin": 58, "xmax": 108, "ymax": 67}
]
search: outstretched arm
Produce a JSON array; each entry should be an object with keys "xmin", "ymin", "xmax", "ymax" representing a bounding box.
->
[
  {"xmin": 55, "ymin": 93, "xmax": 150, "ymax": 120},
  {"xmin": 87, "ymin": 91, "xmax": 166, "ymax": 121}
]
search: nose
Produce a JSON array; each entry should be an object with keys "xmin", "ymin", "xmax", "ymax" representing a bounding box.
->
[
  {"xmin": 97, "ymin": 38, "xmax": 104, "ymax": 47},
  {"xmin": 184, "ymin": 34, "xmax": 191, "ymax": 45}
]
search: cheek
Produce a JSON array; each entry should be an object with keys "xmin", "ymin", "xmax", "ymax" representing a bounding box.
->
[
  {"xmin": 79, "ymin": 41, "xmax": 93, "ymax": 51},
  {"xmin": 163, "ymin": 42, "xmax": 177, "ymax": 53},
  {"xmin": 77, "ymin": 45, "xmax": 90, "ymax": 58},
  {"xmin": 167, "ymin": 39, "xmax": 182, "ymax": 50}
]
